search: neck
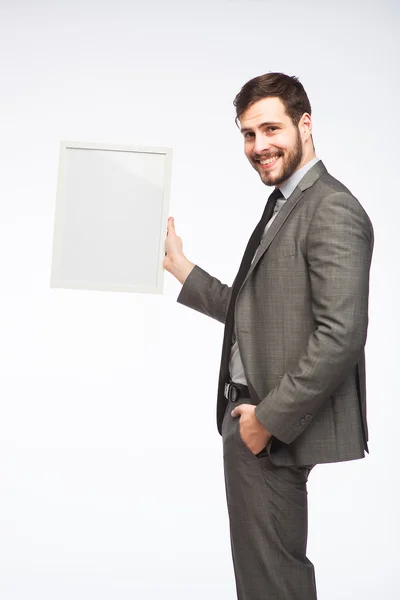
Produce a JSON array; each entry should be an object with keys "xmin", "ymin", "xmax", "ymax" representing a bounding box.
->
[{"xmin": 298, "ymin": 150, "xmax": 317, "ymax": 171}]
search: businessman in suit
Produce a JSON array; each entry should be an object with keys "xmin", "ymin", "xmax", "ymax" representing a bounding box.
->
[{"xmin": 163, "ymin": 72, "xmax": 374, "ymax": 599}]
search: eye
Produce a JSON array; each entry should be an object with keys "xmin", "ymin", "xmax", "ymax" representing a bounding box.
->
[
  {"xmin": 244, "ymin": 132, "xmax": 254, "ymax": 139},
  {"xmin": 267, "ymin": 126, "xmax": 278, "ymax": 132}
]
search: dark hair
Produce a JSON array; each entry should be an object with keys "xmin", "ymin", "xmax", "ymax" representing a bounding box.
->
[{"xmin": 233, "ymin": 72, "xmax": 312, "ymax": 129}]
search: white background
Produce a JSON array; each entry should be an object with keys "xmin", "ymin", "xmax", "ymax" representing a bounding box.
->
[{"xmin": 0, "ymin": 0, "xmax": 398, "ymax": 598}]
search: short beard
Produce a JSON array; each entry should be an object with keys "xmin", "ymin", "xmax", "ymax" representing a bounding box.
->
[{"xmin": 256, "ymin": 128, "xmax": 304, "ymax": 187}]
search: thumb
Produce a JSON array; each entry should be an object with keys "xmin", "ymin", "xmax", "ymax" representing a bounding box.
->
[
  {"xmin": 167, "ymin": 216, "xmax": 175, "ymax": 235},
  {"xmin": 231, "ymin": 405, "xmax": 243, "ymax": 418}
]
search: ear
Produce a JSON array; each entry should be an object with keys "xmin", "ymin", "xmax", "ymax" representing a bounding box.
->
[{"xmin": 300, "ymin": 113, "xmax": 312, "ymax": 141}]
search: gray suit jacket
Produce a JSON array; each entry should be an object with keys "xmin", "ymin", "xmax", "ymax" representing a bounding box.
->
[{"xmin": 177, "ymin": 161, "xmax": 374, "ymax": 466}]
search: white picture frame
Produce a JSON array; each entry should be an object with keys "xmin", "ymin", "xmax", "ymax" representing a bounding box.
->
[{"xmin": 50, "ymin": 141, "xmax": 172, "ymax": 294}]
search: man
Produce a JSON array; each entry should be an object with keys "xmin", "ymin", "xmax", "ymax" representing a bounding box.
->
[{"xmin": 163, "ymin": 72, "xmax": 374, "ymax": 600}]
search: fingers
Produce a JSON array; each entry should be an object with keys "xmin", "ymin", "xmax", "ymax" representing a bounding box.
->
[{"xmin": 165, "ymin": 217, "xmax": 174, "ymax": 256}]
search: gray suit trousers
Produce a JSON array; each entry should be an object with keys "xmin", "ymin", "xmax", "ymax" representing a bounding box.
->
[{"xmin": 222, "ymin": 398, "xmax": 318, "ymax": 600}]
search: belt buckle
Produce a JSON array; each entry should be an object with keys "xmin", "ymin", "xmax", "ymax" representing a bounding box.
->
[{"xmin": 224, "ymin": 382, "xmax": 239, "ymax": 402}]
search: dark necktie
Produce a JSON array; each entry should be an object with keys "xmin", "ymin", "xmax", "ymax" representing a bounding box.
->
[{"xmin": 219, "ymin": 187, "xmax": 283, "ymax": 384}]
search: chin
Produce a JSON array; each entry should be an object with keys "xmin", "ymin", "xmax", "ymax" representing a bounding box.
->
[{"xmin": 261, "ymin": 171, "xmax": 281, "ymax": 186}]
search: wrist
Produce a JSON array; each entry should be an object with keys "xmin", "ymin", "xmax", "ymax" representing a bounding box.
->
[{"xmin": 170, "ymin": 255, "xmax": 195, "ymax": 284}]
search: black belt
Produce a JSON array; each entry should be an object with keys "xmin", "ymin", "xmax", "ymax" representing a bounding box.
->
[{"xmin": 224, "ymin": 381, "xmax": 250, "ymax": 402}]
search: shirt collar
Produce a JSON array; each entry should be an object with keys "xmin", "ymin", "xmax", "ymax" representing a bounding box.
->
[{"xmin": 277, "ymin": 157, "xmax": 321, "ymax": 200}]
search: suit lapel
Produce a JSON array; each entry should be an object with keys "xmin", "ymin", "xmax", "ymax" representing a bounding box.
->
[{"xmin": 241, "ymin": 160, "xmax": 328, "ymax": 288}]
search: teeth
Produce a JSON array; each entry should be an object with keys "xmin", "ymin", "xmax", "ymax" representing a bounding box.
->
[{"xmin": 260, "ymin": 156, "xmax": 279, "ymax": 165}]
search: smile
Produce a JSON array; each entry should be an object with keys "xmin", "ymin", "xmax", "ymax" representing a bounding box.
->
[{"xmin": 258, "ymin": 156, "xmax": 280, "ymax": 170}]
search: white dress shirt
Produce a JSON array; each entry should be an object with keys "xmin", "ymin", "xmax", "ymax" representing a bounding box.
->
[{"xmin": 229, "ymin": 157, "xmax": 321, "ymax": 384}]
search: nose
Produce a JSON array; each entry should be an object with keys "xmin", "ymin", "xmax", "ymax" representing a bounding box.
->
[{"xmin": 252, "ymin": 133, "xmax": 271, "ymax": 157}]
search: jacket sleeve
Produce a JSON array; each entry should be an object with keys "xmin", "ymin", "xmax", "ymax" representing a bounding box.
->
[
  {"xmin": 254, "ymin": 192, "xmax": 374, "ymax": 444},
  {"xmin": 176, "ymin": 264, "xmax": 232, "ymax": 324}
]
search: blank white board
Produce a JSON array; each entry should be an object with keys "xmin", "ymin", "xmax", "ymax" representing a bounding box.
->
[{"xmin": 50, "ymin": 141, "xmax": 172, "ymax": 294}]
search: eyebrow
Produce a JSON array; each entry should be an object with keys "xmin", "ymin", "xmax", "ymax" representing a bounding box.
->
[{"xmin": 240, "ymin": 121, "xmax": 284, "ymax": 134}]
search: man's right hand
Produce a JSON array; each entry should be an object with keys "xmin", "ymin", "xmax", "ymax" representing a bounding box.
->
[{"xmin": 163, "ymin": 217, "xmax": 195, "ymax": 284}]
